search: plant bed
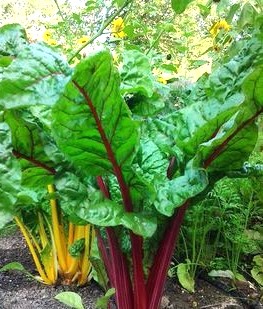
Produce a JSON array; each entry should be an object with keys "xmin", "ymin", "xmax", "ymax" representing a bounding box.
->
[{"xmin": 1, "ymin": 232, "xmax": 262, "ymax": 309}]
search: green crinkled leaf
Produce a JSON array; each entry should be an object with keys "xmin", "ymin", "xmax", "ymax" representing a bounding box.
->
[
  {"xmin": 55, "ymin": 292, "xmax": 85, "ymax": 309},
  {"xmin": 52, "ymin": 50, "xmax": 139, "ymax": 176},
  {"xmin": 129, "ymin": 92, "xmax": 165, "ymax": 117},
  {"xmin": 175, "ymin": 36, "xmax": 263, "ymax": 159},
  {"xmin": 0, "ymin": 24, "xmax": 28, "ymax": 57},
  {"xmin": 0, "ymin": 122, "xmax": 21, "ymax": 214},
  {"xmin": 196, "ymin": 112, "xmax": 258, "ymax": 171},
  {"xmin": 123, "ymin": 170, "xmax": 156, "ymax": 211},
  {"xmin": 69, "ymin": 238, "xmax": 85, "ymax": 257},
  {"xmin": 0, "ymin": 43, "xmax": 72, "ymax": 109},
  {"xmin": 77, "ymin": 198, "xmax": 156, "ymax": 237},
  {"xmin": 55, "ymin": 172, "xmax": 156, "ymax": 237},
  {"xmin": 4, "ymin": 110, "xmax": 55, "ymax": 188},
  {"xmin": 120, "ymin": 49, "xmax": 154, "ymax": 97},
  {"xmin": 171, "ymin": 0, "xmax": 194, "ymax": 14},
  {"xmin": 136, "ymin": 139, "xmax": 168, "ymax": 182},
  {"xmin": 154, "ymin": 168, "xmax": 208, "ymax": 216}
]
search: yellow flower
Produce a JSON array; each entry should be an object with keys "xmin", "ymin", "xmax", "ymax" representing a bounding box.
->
[
  {"xmin": 77, "ymin": 36, "xmax": 90, "ymax": 45},
  {"xmin": 111, "ymin": 17, "xmax": 126, "ymax": 39},
  {"xmin": 210, "ymin": 20, "xmax": 231, "ymax": 37},
  {"xmin": 157, "ymin": 76, "xmax": 168, "ymax": 84},
  {"xmin": 47, "ymin": 38, "xmax": 58, "ymax": 46},
  {"xmin": 153, "ymin": 68, "xmax": 175, "ymax": 84},
  {"xmin": 43, "ymin": 29, "xmax": 53, "ymax": 43}
]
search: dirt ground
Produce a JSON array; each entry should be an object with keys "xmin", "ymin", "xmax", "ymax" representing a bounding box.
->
[{"xmin": 0, "ymin": 232, "xmax": 262, "ymax": 309}]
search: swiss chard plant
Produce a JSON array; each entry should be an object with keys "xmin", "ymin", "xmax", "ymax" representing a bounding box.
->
[
  {"xmin": 0, "ymin": 24, "xmax": 94, "ymax": 286},
  {"xmin": 0, "ymin": 16, "xmax": 263, "ymax": 309}
]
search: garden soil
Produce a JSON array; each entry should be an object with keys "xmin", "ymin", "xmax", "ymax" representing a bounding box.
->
[{"xmin": 0, "ymin": 232, "xmax": 262, "ymax": 309}]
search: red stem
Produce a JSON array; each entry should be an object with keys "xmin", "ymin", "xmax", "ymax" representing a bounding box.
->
[
  {"xmin": 73, "ymin": 81, "xmax": 133, "ymax": 212},
  {"xmin": 146, "ymin": 201, "xmax": 189, "ymax": 309},
  {"xmin": 146, "ymin": 108, "xmax": 263, "ymax": 309},
  {"xmin": 97, "ymin": 177, "xmax": 133, "ymax": 308},
  {"xmin": 95, "ymin": 229, "xmax": 114, "ymax": 287},
  {"xmin": 75, "ymin": 81, "xmax": 146, "ymax": 308},
  {"xmin": 131, "ymin": 233, "xmax": 147, "ymax": 309},
  {"xmin": 106, "ymin": 228, "xmax": 134, "ymax": 309},
  {"xmin": 12, "ymin": 150, "xmax": 56, "ymax": 174}
]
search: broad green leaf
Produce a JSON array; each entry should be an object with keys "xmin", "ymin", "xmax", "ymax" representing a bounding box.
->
[
  {"xmin": 0, "ymin": 122, "xmax": 21, "ymax": 214},
  {"xmin": 55, "ymin": 173, "xmax": 156, "ymax": 237},
  {"xmin": 171, "ymin": 0, "xmax": 194, "ymax": 14},
  {"xmin": 0, "ymin": 261, "xmax": 26, "ymax": 272},
  {"xmin": 0, "ymin": 43, "xmax": 72, "ymax": 109},
  {"xmin": 0, "ymin": 261, "xmax": 35, "ymax": 279},
  {"xmin": 4, "ymin": 110, "xmax": 55, "ymax": 188},
  {"xmin": 195, "ymin": 113, "xmax": 258, "ymax": 171},
  {"xmin": 154, "ymin": 168, "xmax": 208, "ymax": 216},
  {"xmin": 52, "ymin": 50, "xmax": 139, "ymax": 176},
  {"xmin": 177, "ymin": 262, "xmax": 195, "ymax": 292},
  {"xmin": 120, "ymin": 49, "xmax": 154, "ymax": 97},
  {"xmin": 174, "ymin": 35, "xmax": 263, "ymax": 161},
  {"xmin": 129, "ymin": 93, "xmax": 165, "ymax": 117},
  {"xmin": 76, "ymin": 198, "xmax": 156, "ymax": 237},
  {"xmin": 55, "ymin": 292, "xmax": 85, "ymax": 309},
  {"xmin": 136, "ymin": 139, "xmax": 168, "ymax": 182},
  {"xmin": 0, "ymin": 24, "xmax": 28, "ymax": 57},
  {"xmin": 96, "ymin": 288, "xmax": 115, "ymax": 309}
]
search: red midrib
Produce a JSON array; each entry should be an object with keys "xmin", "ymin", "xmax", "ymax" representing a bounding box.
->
[{"xmin": 73, "ymin": 81, "xmax": 133, "ymax": 212}]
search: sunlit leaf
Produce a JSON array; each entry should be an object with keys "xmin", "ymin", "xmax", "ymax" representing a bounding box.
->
[
  {"xmin": 55, "ymin": 292, "xmax": 85, "ymax": 309},
  {"xmin": 177, "ymin": 262, "xmax": 195, "ymax": 292},
  {"xmin": 171, "ymin": 0, "xmax": 194, "ymax": 14}
]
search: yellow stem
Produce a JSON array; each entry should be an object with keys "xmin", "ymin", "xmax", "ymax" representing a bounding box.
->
[
  {"xmin": 44, "ymin": 215, "xmax": 58, "ymax": 283},
  {"xmin": 68, "ymin": 222, "xmax": 75, "ymax": 245},
  {"xmin": 38, "ymin": 212, "xmax": 49, "ymax": 249},
  {"xmin": 14, "ymin": 216, "xmax": 52, "ymax": 285},
  {"xmin": 78, "ymin": 225, "xmax": 94, "ymax": 286},
  {"xmin": 66, "ymin": 223, "xmax": 75, "ymax": 267},
  {"xmin": 66, "ymin": 225, "xmax": 85, "ymax": 278},
  {"xmin": 48, "ymin": 184, "xmax": 68, "ymax": 273}
]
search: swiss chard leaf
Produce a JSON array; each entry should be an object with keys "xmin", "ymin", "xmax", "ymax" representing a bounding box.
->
[
  {"xmin": 55, "ymin": 173, "xmax": 156, "ymax": 237},
  {"xmin": 0, "ymin": 43, "xmax": 72, "ymax": 109},
  {"xmin": 120, "ymin": 49, "xmax": 154, "ymax": 97},
  {"xmin": 0, "ymin": 24, "xmax": 28, "ymax": 57},
  {"xmin": 52, "ymin": 50, "xmax": 139, "ymax": 176},
  {"xmin": 4, "ymin": 110, "xmax": 55, "ymax": 188},
  {"xmin": 154, "ymin": 168, "xmax": 208, "ymax": 216},
  {"xmin": 0, "ymin": 122, "xmax": 21, "ymax": 214},
  {"xmin": 171, "ymin": 0, "xmax": 194, "ymax": 14},
  {"xmin": 174, "ymin": 35, "xmax": 263, "ymax": 160}
]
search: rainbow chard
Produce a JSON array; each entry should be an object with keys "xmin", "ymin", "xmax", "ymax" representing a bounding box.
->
[{"xmin": 0, "ymin": 21, "xmax": 263, "ymax": 309}]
